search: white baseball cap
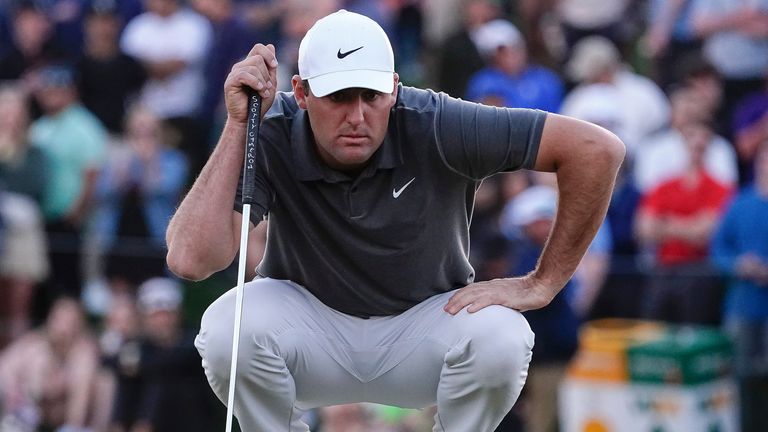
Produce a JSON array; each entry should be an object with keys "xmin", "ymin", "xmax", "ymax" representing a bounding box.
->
[
  {"xmin": 565, "ymin": 36, "xmax": 620, "ymax": 82},
  {"xmin": 137, "ymin": 277, "xmax": 182, "ymax": 313},
  {"xmin": 505, "ymin": 185, "xmax": 557, "ymax": 228},
  {"xmin": 298, "ymin": 9, "xmax": 395, "ymax": 97},
  {"xmin": 472, "ymin": 19, "xmax": 523, "ymax": 58}
]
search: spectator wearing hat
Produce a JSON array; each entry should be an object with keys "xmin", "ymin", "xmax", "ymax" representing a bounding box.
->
[
  {"xmin": 29, "ymin": 63, "xmax": 107, "ymax": 302},
  {"xmin": 466, "ymin": 19, "xmax": 564, "ymax": 112},
  {"xmin": 92, "ymin": 292, "xmax": 141, "ymax": 431},
  {"xmin": 562, "ymin": 35, "xmax": 670, "ymax": 157},
  {"xmin": 109, "ymin": 277, "xmax": 216, "ymax": 432},
  {"xmin": 500, "ymin": 185, "xmax": 581, "ymax": 432}
]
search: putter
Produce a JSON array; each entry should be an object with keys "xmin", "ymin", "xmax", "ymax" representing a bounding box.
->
[{"xmin": 225, "ymin": 90, "xmax": 262, "ymax": 432}]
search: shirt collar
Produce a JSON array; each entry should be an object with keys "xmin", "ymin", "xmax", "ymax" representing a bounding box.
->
[{"xmin": 291, "ymin": 108, "xmax": 403, "ymax": 183}]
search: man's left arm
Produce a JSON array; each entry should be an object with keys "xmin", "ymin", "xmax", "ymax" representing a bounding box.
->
[{"xmin": 446, "ymin": 113, "xmax": 625, "ymax": 314}]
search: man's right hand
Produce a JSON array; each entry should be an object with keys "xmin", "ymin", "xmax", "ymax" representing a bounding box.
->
[
  {"xmin": 736, "ymin": 253, "xmax": 768, "ymax": 285},
  {"xmin": 224, "ymin": 43, "xmax": 279, "ymax": 124}
]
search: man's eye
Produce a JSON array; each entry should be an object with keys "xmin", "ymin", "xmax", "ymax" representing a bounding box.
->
[
  {"xmin": 362, "ymin": 91, "xmax": 380, "ymax": 101},
  {"xmin": 329, "ymin": 92, "xmax": 346, "ymax": 103}
]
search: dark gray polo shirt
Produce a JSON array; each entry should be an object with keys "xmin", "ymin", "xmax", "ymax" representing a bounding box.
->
[{"xmin": 236, "ymin": 84, "xmax": 545, "ymax": 317}]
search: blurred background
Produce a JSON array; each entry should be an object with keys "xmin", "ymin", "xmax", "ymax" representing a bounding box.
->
[{"xmin": 0, "ymin": 0, "xmax": 766, "ymax": 431}]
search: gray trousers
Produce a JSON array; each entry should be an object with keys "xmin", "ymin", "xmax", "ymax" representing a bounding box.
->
[{"xmin": 195, "ymin": 278, "xmax": 534, "ymax": 431}]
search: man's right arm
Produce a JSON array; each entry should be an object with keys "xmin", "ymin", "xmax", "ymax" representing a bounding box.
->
[
  {"xmin": 165, "ymin": 120, "xmax": 250, "ymax": 280},
  {"xmin": 165, "ymin": 44, "xmax": 278, "ymax": 281}
]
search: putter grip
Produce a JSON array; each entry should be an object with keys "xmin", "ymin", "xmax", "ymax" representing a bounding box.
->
[{"xmin": 242, "ymin": 91, "xmax": 262, "ymax": 205}]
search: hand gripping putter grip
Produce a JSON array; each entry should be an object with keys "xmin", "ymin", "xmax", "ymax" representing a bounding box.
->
[{"xmin": 225, "ymin": 90, "xmax": 262, "ymax": 432}]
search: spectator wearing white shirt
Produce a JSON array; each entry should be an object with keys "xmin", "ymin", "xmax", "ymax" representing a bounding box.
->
[
  {"xmin": 120, "ymin": 0, "xmax": 211, "ymax": 119},
  {"xmin": 561, "ymin": 36, "xmax": 670, "ymax": 158}
]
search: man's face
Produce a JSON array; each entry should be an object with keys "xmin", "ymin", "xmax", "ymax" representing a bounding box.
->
[
  {"xmin": 495, "ymin": 45, "xmax": 527, "ymax": 76},
  {"xmin": 143, "ymin": 309, "xmax": 179, "ymax": 345},
  {"xmin": 145, "ymin": 0, "xmax": 177, "ymax": 16},
  {"xmin": 293, "ymin": 75, "xmax": 398, "ymax": 171},
  {"xmin": 85, "ymin": 13, "xmax": 120, "ymax": 43},
  {"xmin": 681, "ymin": 122, "xmax": 712, "ymax": 166},
  {"xmin": 14, "ymin": 8, "xmax": 51, "ymax": 52},
  {"xmin": 35, "ymin": 85, "xmax": 76, "ymax": 115}
]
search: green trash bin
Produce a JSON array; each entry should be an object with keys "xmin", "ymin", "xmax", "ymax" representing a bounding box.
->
[{"xmin": 627, "ymin": 326, "xmax": 733, "ymax": 385}]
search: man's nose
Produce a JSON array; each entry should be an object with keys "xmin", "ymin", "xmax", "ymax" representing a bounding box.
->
[{"xmin": 345, "ymin": 96, "xmax": 365, "ymax": 125}]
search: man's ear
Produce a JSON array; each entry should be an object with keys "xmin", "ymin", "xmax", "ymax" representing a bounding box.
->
[
  {"xmin": 392, "ymin": 73, "xmax": 399, "ymax": 97},
  {"xmin": 389, "ymin": 73, "xmax": 400, "ymax": 107},
  {"xmin": 292, "ymin": 75, "xmax": 308, "ymax": 109}
]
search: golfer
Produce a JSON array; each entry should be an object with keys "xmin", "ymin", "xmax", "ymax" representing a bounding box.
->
[{"xmin": 166, "ymin": 9, "xmax": 625, "ymax": 431}]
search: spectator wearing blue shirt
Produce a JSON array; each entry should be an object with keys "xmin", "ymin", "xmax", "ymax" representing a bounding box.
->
[
  {"xmin": 93, "ymin": 105, "xmax": 188, "ymax": 290},
  {"xmin": 466, "ymin": 19, "xmax": 564, "ymax": 113},
  {"xmin": 501, "ymin": 185, "xmax": 580, "ymax": 432},
  {"xmin": 711, "ymin": 141, "xmax": 768, "ymax": 432}
]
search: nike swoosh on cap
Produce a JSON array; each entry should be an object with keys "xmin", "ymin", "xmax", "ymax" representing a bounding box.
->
[{"xmin": 337, "ymin": 46, "xmax": 364, "ymax": 59}]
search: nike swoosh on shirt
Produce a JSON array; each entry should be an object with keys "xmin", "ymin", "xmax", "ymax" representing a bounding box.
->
[
  {"xmin": 392, "ymin": 177, "xmax": 416, "ymax": 198},
  {"xmin": 337, "ymin": 46, "xmax": 364, "ymax": 59}
]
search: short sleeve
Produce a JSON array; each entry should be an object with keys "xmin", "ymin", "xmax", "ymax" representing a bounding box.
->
[{"xmin": 434, "ymin": 93, "xmax": 546, "ymax": 180}]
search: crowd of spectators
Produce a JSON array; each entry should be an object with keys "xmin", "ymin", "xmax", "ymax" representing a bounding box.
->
[{"xmin": 0, "ymin": 0, "xmax": 766, "ymax": 431}]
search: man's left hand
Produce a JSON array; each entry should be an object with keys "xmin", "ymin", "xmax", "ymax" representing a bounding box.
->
[{"xmin": 444, "ymin": 277, "xmax": 557, "ymax": 315}]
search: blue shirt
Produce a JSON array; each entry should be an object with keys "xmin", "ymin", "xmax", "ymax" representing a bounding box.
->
[
  {"xmin": 466, "ymin": 65, "xmax": 564, "ymax": 113},
  {"xmin": 512, "ymin": 239, "xmax": 579, "ymax": 363},
  {"xmin": 94, "ymin": 148, "xmax": 188, "ymax": 247},
  {"xmin": 711, "ymin": 185, "xmax": 768, "ymax": 320}
]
